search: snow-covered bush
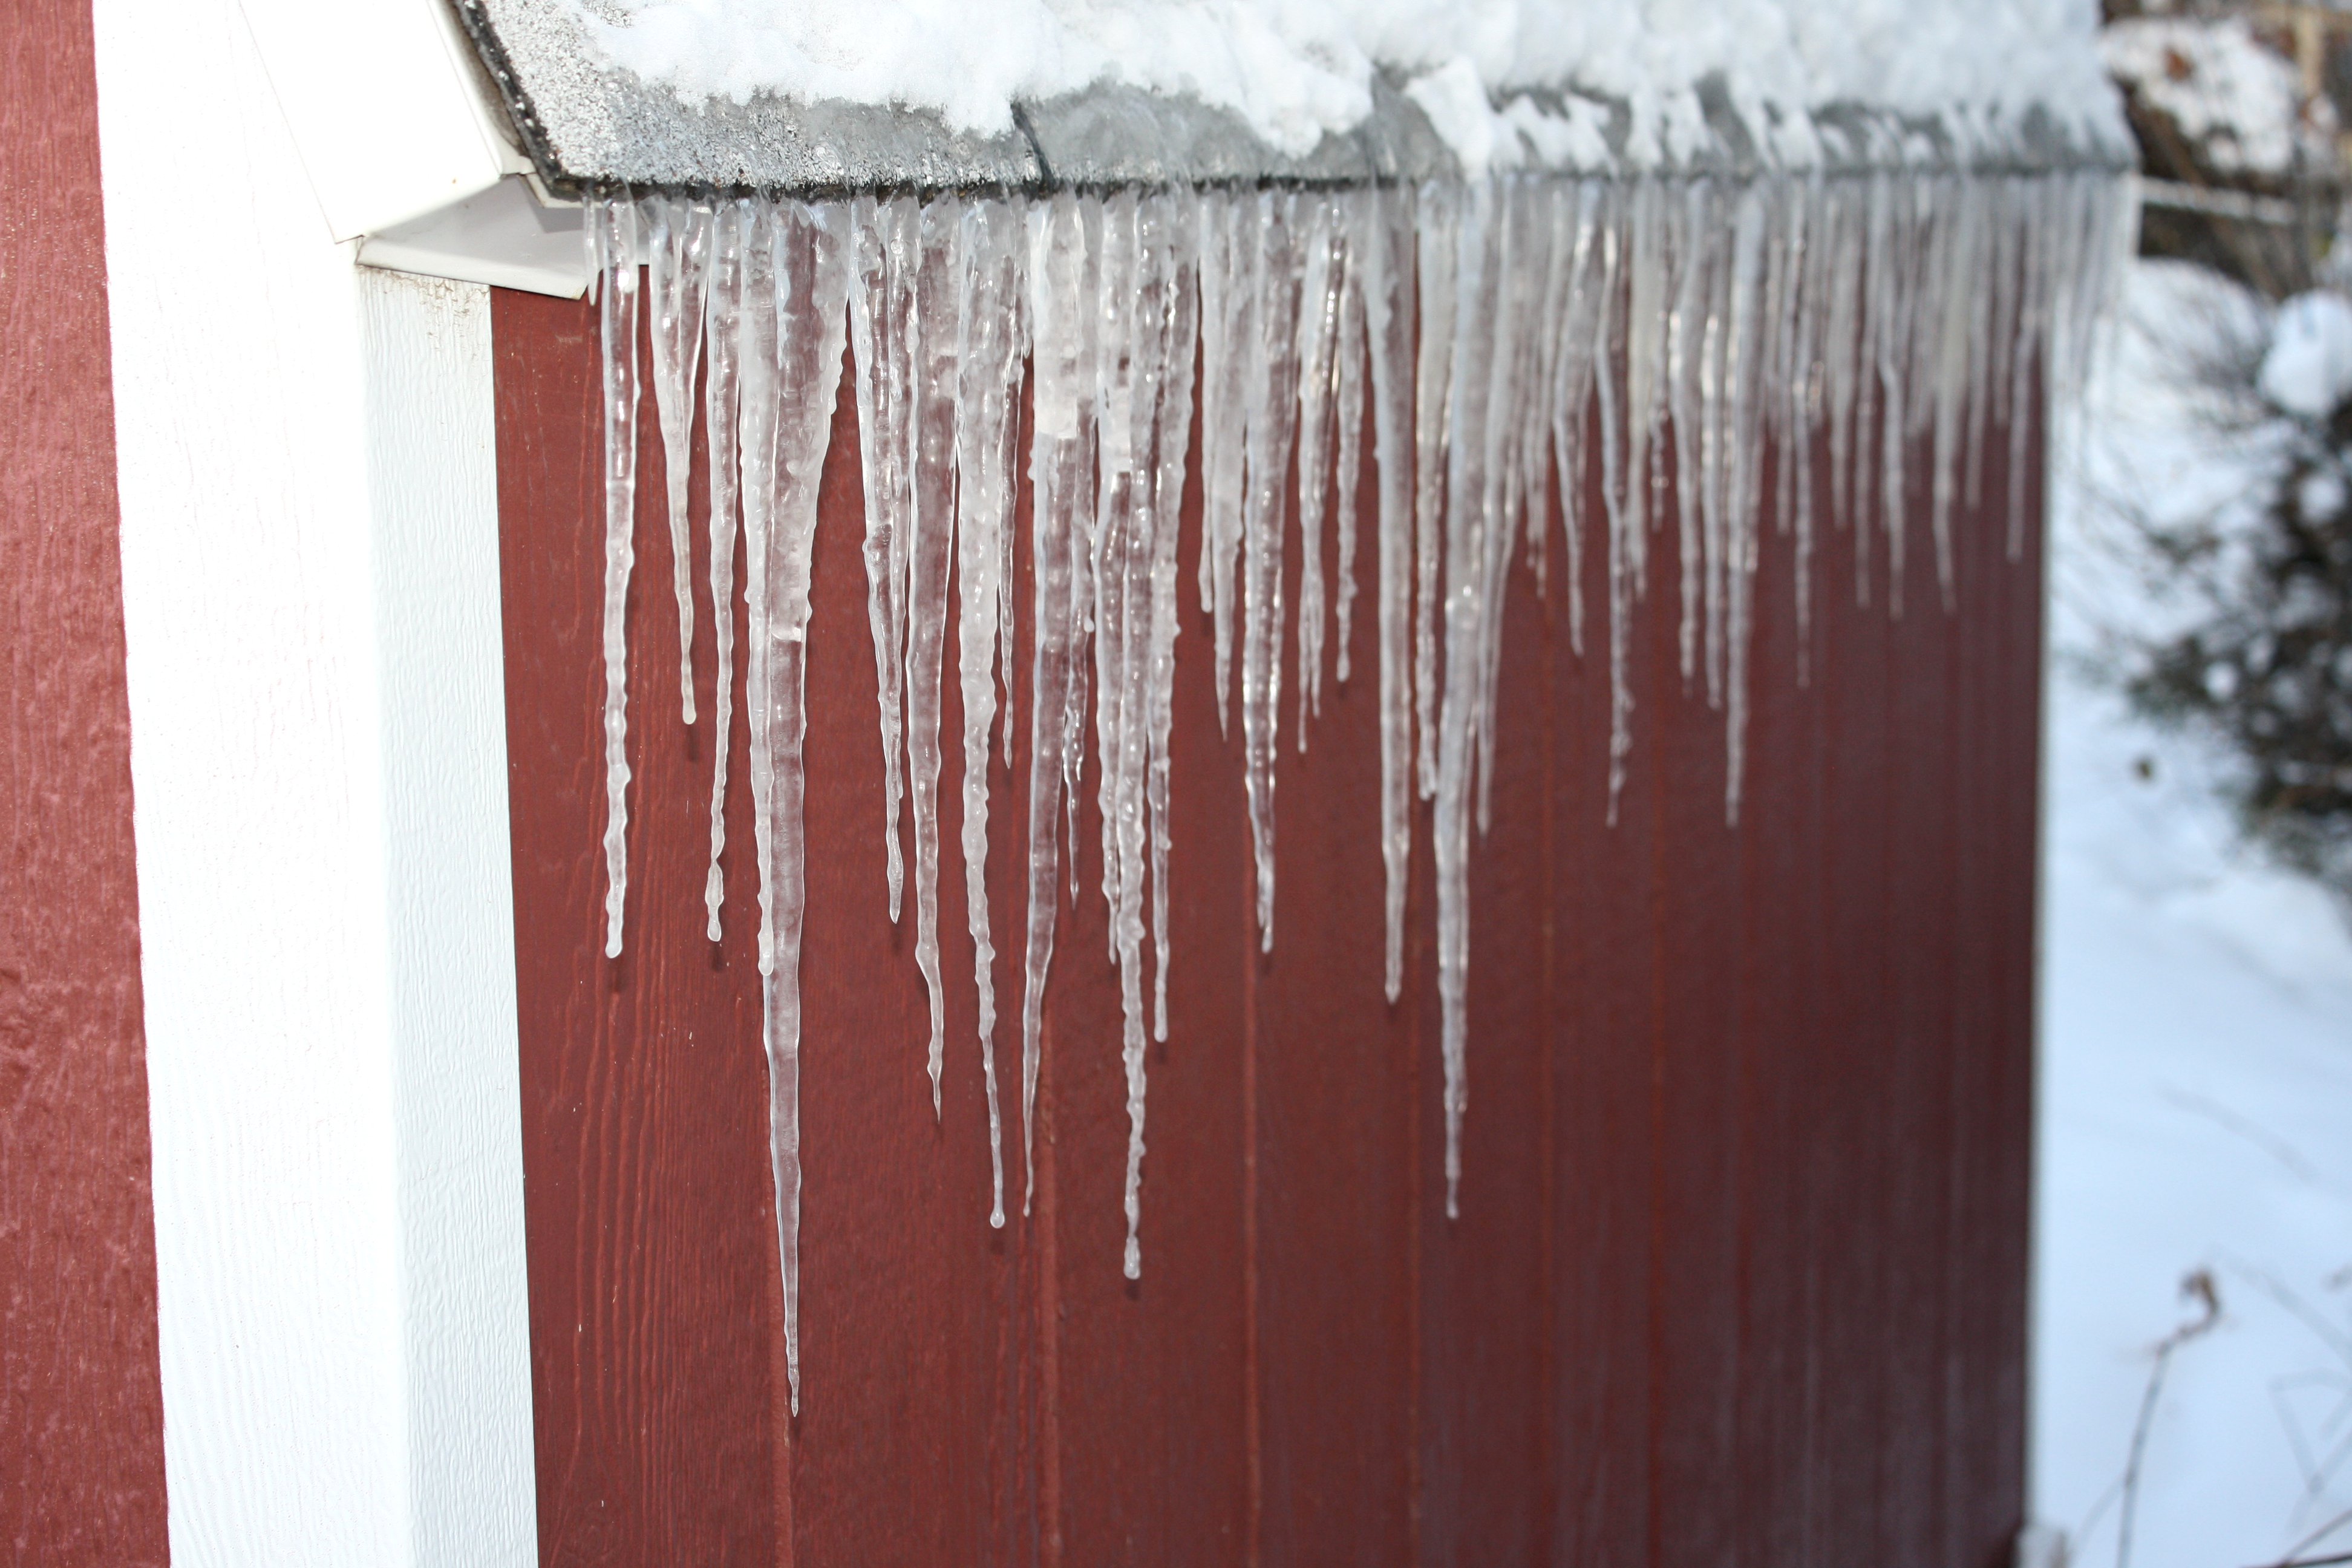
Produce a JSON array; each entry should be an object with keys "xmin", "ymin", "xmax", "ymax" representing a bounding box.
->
[{"xmin": 2131, "ymin": 286, "xmax": 2352, "ymax": 887}]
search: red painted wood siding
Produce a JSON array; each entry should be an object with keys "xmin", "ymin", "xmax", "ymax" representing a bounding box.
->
[
  {"xmin": 494, "ymin": 277, "xmax": 2039, "ymax": 1566},
  {"xmin": 0, "ymin": 2, "xmax": 172, "ymax": 1561}
]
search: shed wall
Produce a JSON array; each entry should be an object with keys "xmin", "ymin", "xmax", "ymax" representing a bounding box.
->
[
  {"xmin": 492, "ymin": 278, "xmax": 2039, "ymax": 1566},
  {"xmin": 0, "ymin": 4, "xmax": 170, "ymax": 1561}
]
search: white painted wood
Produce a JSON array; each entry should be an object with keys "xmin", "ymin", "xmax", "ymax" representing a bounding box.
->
[
  {"xmin": 358, "ymin": 173, "xmax": 589, "ymax": 299},
  {"xmin": 237, "ymin": 0, "xmax": 525, "ymax": 241},
  {"xmin": 94, "ymin": 2, "xmax": 537, "ymax": 1563}
]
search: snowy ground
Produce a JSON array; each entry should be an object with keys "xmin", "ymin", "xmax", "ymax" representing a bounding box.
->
[{"xmin": 2034, "ymin": 260, "xmax": 2352, "ymax": 1567}]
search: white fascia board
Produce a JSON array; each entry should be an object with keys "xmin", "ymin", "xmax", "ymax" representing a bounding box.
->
[
  {"xmin": 95, "ymin": 2, "xmax": 537, "ymax": 1563},
  {"xmin": 238, "ymin": 0, "xmax": 526, "ymax": 242},
  {"xmin": 358, "ymin": 173, "xmax": 588, "ymax": 299}
]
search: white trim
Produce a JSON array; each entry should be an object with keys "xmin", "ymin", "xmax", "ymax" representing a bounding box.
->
[
  {"xmin": 237, "ymin": 0, "xmax": 524, "ymax": 241},
  {"xmin": 95, "ymin": 3, "xmax": 537, "ymax": 1563},
  {"xmin": 358, "ymin": 174, "xmax": 587, "ymax": 300}
]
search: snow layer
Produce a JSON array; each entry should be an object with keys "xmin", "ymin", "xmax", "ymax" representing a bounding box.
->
[
  {"xmin": 2037, "ymin": 258, "xmax": 2352, "ymax": 1567},
  {"xmin": 565, "ymin": 0, "xmax": 2125, "ymax": 169}
]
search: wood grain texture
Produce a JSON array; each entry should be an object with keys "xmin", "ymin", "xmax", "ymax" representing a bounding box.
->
[
  {"xmin": 495, "ymin": 286, "xmax": 2038, "ymax": 1566},
  {"xmin": 0, "ymin": 0, "xmax": 171, "ymax": 1560}
]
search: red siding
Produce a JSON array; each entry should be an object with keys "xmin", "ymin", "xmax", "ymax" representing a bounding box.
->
[
  {"xmin": 494, "ymin": 281, "xmax": 2040, "ymax": 1566},
  {"xmin": 0, "ymin": 2, "xmax": 172, "ymax": 1561}
]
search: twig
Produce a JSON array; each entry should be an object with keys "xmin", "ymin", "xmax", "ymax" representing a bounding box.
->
[
  {"xmin": 2255, "ymin": 1503, "xmax": 2352, "ymax": 1568},
  {"xmin": 2118, "ymin": 1270, "xmax": 2224, "ymax": 1568}
]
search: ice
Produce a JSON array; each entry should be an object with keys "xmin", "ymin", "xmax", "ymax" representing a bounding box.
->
[
  {"xmin": 849, "ymin": 195, "xmax": 915, "ymax": 925},
  {"xmin": 1200, "ymin": 194, "xmax": 1256, "ymax": 736},
  {"xmin": 1242, "ymin": 189, "xmax": 1305, "ymax": 947},
  {"xmin": 906, "ymin": 201, "xmax": 962, "ymax": 1118},
  {"xmin": 577, "ymin": 165, "xmax": 2136, "ymax": 1379},
  {"xmin": 645, "ymin": 192, "xmax": 713, "ymax": 725},
  {"xmin": 1413, "ymin": 181, "xmax": 1459, "ymax": 802},
  {"xmin": 1362, "ymin": 183, "xmax": 1416, "ymax": 999},
  {"xmin": 1062, "ymin": 201, "xmax": 1104, "ymax": 894},
  {"xmin": 955, "ymin": 197, "xmax": 1025, "ymax": 1227},
  {"xmin": 1021, "ymin": 192, "xmax": 1087, "ymax": 1216},
  {"xmin": 756, "ymin": 198, "xmax": 852, "ymax": 1415},
  {"xmin": 702, "ymin": 199, "xmax": 746, "ymax": 939},
  {"xmin": 1293, "ymin": 195, "xmax": 1341, "ymax": 742},
  {"xmin": 1330, "ymin": 194, "xmax": 1368, "ymax": 687},
  {"xmin": 1434, "ymin": 177, "xmax": 1498, "ymax": 1218},
  {"xmin": 1145, "ymin": 192, "xmax": 1200, "ymax": 1046},
  {"xmin": 592, "ymin": 192, "xmax": 641, "ymax": 959}
]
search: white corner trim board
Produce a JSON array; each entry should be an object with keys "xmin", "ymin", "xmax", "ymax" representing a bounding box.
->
[
  {"xmin": 236, "ymin": 0, "xmax": 589, "ymax": 298},
  {"xmin": 236, "ymin": 0, "xmax": 521, "ymax": 241},
  {"xmin": 94, "ymin": 1, "xmax": 538, "ymax": 1563}
]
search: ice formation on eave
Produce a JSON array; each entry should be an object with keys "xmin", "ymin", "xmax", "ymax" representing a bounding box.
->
[
  {"xmin": 563, "ymin": 0, "xmax": 2129, "ymax": 174},
  {"xmin": 587, "ymin": 160, "xmax": 2135, "ymax": 1404}
]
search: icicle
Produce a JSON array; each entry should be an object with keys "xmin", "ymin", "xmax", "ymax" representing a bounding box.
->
[
  {"xmin": 1821, "ymin": 178, "xmax": 1864, "ymax": 586},
  {"xmin": 1021, "ymin": 192, "xmax": 1087, "ymax": 1217},
  {"xmin": 1145, "ymin": 191, "xmax": 1200, "ymax": 1047},
  {"xmin": 1094, "ymin": 192, "xmax": 1141, "ymax": 957},
  {"xmin": 955, "ymin": 198, "xmax": 1025, "ymax": 1228},
  {"xmin": 761, "ymin": 198, "xmax": 852, "ymax": 1418},
  {"xmin": 1331, "ymin": 194, "xmax": 1368, "ymax": 687},
  {"xmin": 1870, "ymin": 172, "xmax": 1911, "ymax": 614},
  {"xmin": 1062, "ymin": 199, "xmax": 1105, "ymax": 894},
  {"xmin": 1201, "ymin": 195, "xmax": 1258, "ymax": 737},
  {"xmin": 1412, "ymin": 181, "xmax": 1459, "ymax": 802},
  {"xmin": 1595, "ymin": 199, "xmax": 1635, "ymax": 821},
  {"xmin": 702, "ymin": 200, "xmax": 747, "ymax": 939},
  {"xmin": 593, "ymin": 191, "xmax": 641, "ymax": 959},
  {"xmin": 570, "ymin": 160, "xmax": 2144, "ymax": 1385},
  {"xmin": 849, "ymin": 196, "xmax": 916, "ymax": 926},
  {"xmin": 907, "ymin": 200, "xmax": 962, "ymax": 1119},
  {"xmin": 1521, "ymin": 180, "xmax": 1570, "ymax": 589},
  {"xmin": 1667, "ymin": 178, "xmax": 1712, "ymax": 688},
  {"xmin": 1465, "ymin": 180, "xmax": 1514, "ymax": 840},
  {"xmin": 1550, "ymin": 180, "xmax": 1607, "ymax": 662},
  {"xmin": 1929, "ymin": 174, "xmax": 1984, "ymax": 612},
  {"xmin": 1722, "ymin": 185, "xmax": 1770, "ymax": 826},
  {"xmin": 1434, "ymin": 175, "xmax": 1500, "ymax": 1221},
  {"xmin": 1789, "ymin": 175, "xmax": 1828, "ymax": 672},
  {"xmin": 1101, "ymin": 190, "xmax": 1187, "ymax": 1279},
  {"xmin": 1622, "ymin": 178, "xmax": 1668, "ymax": 595},
  {"xmin": 1362, "ymin": 183, "xmax": 1417, "ymax": 1002},
  {"xmin": 645, "ymin": 192, "xmax": 714, "ymax": 725},
  {"xmin": 1697, "ymin": 191, "xmax": 1732, "ymax": 710},
  {"xmin": 1241, "ymin": 189, "xmax": 1304, "ymax": 949},
  {"xmin": 1294, "ymin": 195, "xmax": 1341, "ymax": 743}
]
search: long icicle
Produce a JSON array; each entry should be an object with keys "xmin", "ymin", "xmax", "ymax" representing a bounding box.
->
[
  {"xmin": 1021, "ymin": 192, "xmax": 1087, "ymax": 1215},
  {"xmin": 1241, "ymin": 189, "xmax": 1304, "ymax": 948},
  {"xmin": 955, "ymin": 197, "xmax": 1025, "ymax": 1227},
  {"xmin": 762, "ymin": 198, "xmax": 852, "ymax": 1417},
  {"xmin": 703, "ymin": 200, "xmax": 747, "ymax": 938},
  {"xmin": 594, "ymin": 191, "xmax": 641, "ymax": 959},
  {"xmin": 849, "ymin": 195, "xmax": 915, "ymax": 925},
  {"xmin": 646, "ymin": 192, "xmax": 713, "ymax": 725},
  {"xmin": 907, "ymin": 200, "xmax": 962, "ymax": 1119},
  {"xmin": 1362, "ymin": 183, "xmax": 1416, "ymax": 1001}
]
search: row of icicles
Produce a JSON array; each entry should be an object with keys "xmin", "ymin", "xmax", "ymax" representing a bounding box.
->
[{"xmin": 583, "ymin": 168, "xmax": 2132, "ymax": 1408}]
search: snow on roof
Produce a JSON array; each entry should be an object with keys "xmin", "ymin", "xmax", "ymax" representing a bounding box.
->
[{"xmin": 457, "ymin": 0, "xmax": 2132, "ymax": 193}]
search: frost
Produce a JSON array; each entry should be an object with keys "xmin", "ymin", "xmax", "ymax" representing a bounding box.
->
[{"xmin": 591, "ymin": 162, "xmax": 2131, "ymax": 1395}]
